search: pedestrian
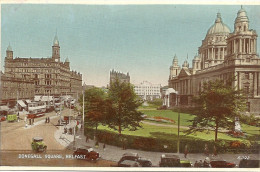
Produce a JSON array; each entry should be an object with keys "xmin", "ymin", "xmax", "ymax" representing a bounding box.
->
[
  {"xmin": 32, "ymin": 118, "xmax": 34, "ymax": 125},
  {"xmin": 95, "ymin": 141, "xmax": 99, "ymax": 148},
  {"xmin": 45, "ymin": 117, "xmax": 47, "ymax": 124},
  {"xmin": 85, "ymin": 135, "xmax": 89, "ymax": 143},
  {"xmin": 56, "ymin": 112, "xmax": 58, "ymax": 116},
  {"xmin": 48, "ymin": 117, "xmax": 50, "ymax": 123},
  {"xmin": 184, "ymin": 144, "xmax": 188, "ymax": 158},
  {"xmin": 17, "ymin": 112, "xmax": 20, "ymax": 122},
  {"xmin": 103, "ymin": 143, "xmax": 106, "ymax": 151},
  {"xmin": 204, "ymin": 143, "xmax": 209, "ymax": 156}
]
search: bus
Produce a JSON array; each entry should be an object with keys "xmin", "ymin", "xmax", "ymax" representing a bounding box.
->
[{"xmin": 27, "ymin": 101, "xmax": 46, "ymax": 118}]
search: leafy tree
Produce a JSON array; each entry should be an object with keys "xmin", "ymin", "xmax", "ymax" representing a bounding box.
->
[
  {"xmin": 106, "ymin": 79, "xmax": 144, "ymax": 135},
  {"xmin": 81, "ymin": 87, "xmax": 106, "ymax": 134},
  {"xmin": 190, "ymin": 78, "xmax": 247, "ymax": 141},
  {"xmin": 147, "ymin": 98, "xmax": 163, "ymax": 107}
]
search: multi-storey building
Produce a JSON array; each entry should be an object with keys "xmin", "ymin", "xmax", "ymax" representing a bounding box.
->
[
  {"xmin": 3, "ymin": 33, "xmax": 82, "ymax": 100},
  {"xmin": 168, "ymin": 7, "xmax": 260, "ymax": 114},
  {"xmin": 0, "ymin": 72, "xmax": 34, "ymax": 106},
  {"xmin": 134, "ymin": 81, "xmax": 161, "ymax": 101},
  {"xmin": 109, "ymin": 69, "xmax": 130, "ymax": 85}
]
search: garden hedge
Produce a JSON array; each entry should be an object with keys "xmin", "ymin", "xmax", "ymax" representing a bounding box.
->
[{"xmin": 84, "ymin": 128, "xmax": 259, "ymax": 154}]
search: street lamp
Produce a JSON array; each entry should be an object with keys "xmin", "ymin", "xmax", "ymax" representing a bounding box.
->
[{"xmin": 176, "ymin": 92, "xmax": 180, "ymax": 154}]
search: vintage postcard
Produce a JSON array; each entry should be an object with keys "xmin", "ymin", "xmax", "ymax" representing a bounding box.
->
[{"xmin": 0, "ymin": 0, "xmax": 259, "ymax": 170}]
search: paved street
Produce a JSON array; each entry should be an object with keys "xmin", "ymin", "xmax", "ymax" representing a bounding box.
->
[{"xmin": 0, "ymin": 108, "xmax": 116, "ymax": 166}]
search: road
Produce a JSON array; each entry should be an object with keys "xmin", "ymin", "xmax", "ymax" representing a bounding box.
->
[{"xmin": 0, "ymin": 108, "xmax": 116, "ymax": 166}]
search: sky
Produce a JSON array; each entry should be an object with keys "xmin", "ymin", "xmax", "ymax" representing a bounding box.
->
[{"xmin": 1, "ymin": 4, "xmax": 260, "ymax": 87}]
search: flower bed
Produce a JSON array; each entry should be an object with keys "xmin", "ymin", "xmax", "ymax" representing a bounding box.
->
[{"xmin": 144, "ymin": 115, "xmax": 176, "ymax": 124}]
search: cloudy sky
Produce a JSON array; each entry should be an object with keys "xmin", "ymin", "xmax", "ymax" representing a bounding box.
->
[{"xmin": 1, "ymin": 3, "xmax": 260, "ymax": 86}]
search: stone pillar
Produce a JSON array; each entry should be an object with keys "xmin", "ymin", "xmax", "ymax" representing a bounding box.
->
[
  {"xmin": 212, "ymin": 48, "xmax": 214, "ymax": 59},
  {"xmin": 234, "ymin": 40, "xmax": 236, "ymax": 54},
  {"xmin": 167, "ymin": 95, "xmax": 170, "ymax": 108},
  {"xmin": 222, "ymin": 47, "xmax": 225, "ymax": 59},
  {"xmin": 239, "ymin": 38, "xmax": 242, "ymax": 53},
  {"xmin": 237, "ymin": 71, "xmax": 240, "ymax": 90},
  {"xmin": 254, "ymin": 72, "xmax": 257, "ymax": 97},
  {"xmin": 243, "ymin": 39, "xmax": 246, "ymax": 53}
]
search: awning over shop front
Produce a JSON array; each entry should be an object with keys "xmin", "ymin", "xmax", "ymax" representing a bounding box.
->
[
  {"xmin": 0, "ymin": 105, "xmax": 9, "ymax": 111},
  {"xmin": 25, "ymin": 100, "xmax": 32, "ymax": 104},
  {"xmin": 17, "ymin": 100, "xmax": 26, "ymax": 107},
  {"xmin": 41, "ymin": 96, "xmax": 53, "ymax": 102}
]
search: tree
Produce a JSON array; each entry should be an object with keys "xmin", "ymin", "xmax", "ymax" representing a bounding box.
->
[
  {"xmin": 190, "ymin": 78, "xmax": 247, "ymax": 142},
  {"xmin": 81, "ymin": 87, "xmax": 106, "ymax": 134},
  {"xmin": 106, "ymin": 79, "xmax": 143, "ymax": 135}
]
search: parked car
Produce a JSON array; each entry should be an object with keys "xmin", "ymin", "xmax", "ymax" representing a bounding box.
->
[
  {"xmin": 159, "ymin": 154, "xmax": 181, "ymax": 167},
  {"xmin": 239, "ymin": 158, "xmax": 259, "ymax": 168},
  {"xmin": 118, "ymin": 153, "xmax": 152, "ymax": 167},
  {"xmin": 210, "ymin": 157, "xmax": 236, "ymax": 168},
  {"xmin": 118, "ymin": 160, "xmax": 142, "ymax": 167},
  {"xmin": 73, "ymin": 146, "xmax": 100, "ymax": 161},
  {"xmin": 180, "ymin": 160, "xmax": 193, "ymax": 167},
  {"xmin": 31, "ymin": 137, "xmax": 47, "ymax": 152},
  {"xmin": 0, "ymin": 115, "xmax": 6, "ymax": 122}
]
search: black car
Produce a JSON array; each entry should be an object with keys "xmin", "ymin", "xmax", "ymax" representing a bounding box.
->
[
  {"xmin": 118, "ymin": 160, "xmax": 142, "ymax": 167},
  {"xmin": 118, "ymin": 153, "xmax": 152, "ymax": 167},
  {"xmin": 239, "ymin": 159, "xmax": 259, "ymax": 168},
  {"xmin": 159, "ymin": 154, "xmax": 181, "ymax": 167}
]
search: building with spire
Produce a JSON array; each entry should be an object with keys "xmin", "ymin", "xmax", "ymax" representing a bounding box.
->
[
  {"xmin": 168, "ymin": 7, "xmax": 260, "ymax": 114},
  {"xmin": 2, "ymin": 33, "xmax": 82, "ymax": 105}
]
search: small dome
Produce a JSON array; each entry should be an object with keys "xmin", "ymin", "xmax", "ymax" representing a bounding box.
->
[
  {"xmin": 193, "ymin": 55, "xmax": 200, "ymax": 61},
  {"xmin": 65, "ymin": 57, "xmax": 69, "ymax": 63},
  {"xmin": 7, "ymin": 44, "xmax": 12, "ymax": 51},
  {"xmin": 182, "ymin": 60, "xmax": 189, "ymax": 68},
  {"xmin": 235, "ymin": 6, "xmax": 249, "ymax": 24},
  {"xmin": 173, "ymin": 54, "xmax": 178, "ymax": 63},
  {"xmin": 53, "ymin": 33, "xmax": 59, "ymax": 46},
  {"xmin": 207, "ymin": 13, "xmax": 230, "ymax": 35}
]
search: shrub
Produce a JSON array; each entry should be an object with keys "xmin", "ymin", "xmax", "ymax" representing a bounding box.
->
[{"xmin": 84, "ymin": 127, "xmax": 258, "ymax": 153}]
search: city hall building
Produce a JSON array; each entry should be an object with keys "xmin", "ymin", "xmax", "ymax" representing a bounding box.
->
[
  {"xmin": 2, "ymin": 33, "xmax": 82, "ymax": 103},
  {"xmin": 167, "ymin": 7, "xmax": 260, "ymax": 114}
]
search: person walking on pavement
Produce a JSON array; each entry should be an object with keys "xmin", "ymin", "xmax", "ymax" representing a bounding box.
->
[
  {"xmin": 45, "ymin": 117, "xmax": 47, "ymax": 124},
  {"xmin": 85, "ymin": 135, "xmax": 89, "ymax": 143},
  {"xmin": 184, "ymin": 144, "xmax": 188, "ymax": 158},
  {"xmin": 103, "ymin": 143, "xmax": 106, "ymax": 151}
]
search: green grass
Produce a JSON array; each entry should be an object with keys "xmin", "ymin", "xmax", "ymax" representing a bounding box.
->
[
  {"xmin": 97, "ymin": 123, "xmax": 244, "ymax": 142},
  {"xmin": 139, "ymin": 109, "xmax": 195, "ymax": 126}
]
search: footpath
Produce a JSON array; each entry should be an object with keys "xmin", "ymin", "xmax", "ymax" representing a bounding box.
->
[{"xmin": 54, "ymin": 122, "xmax": 258, "ymax": 167}]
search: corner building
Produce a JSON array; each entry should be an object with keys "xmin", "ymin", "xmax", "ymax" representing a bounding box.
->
[
  {"xmin": 168, "ymin": 7, "xmax": 260, "ymax": 114},
  {"xmin": 4, "ymin": 33, "xmax": 82, "ymax": 98}
]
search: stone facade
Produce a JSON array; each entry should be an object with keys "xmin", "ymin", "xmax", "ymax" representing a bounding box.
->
[
  {"xmin": 109, "ymin": 69, "xmax": 130, "ymax": 85},
  {"xmin": 3, "ymin": 33, "xmax": 82, "ymax": 101},
  {"xmin": 168, "ymin": 7, "xmax": 260, "ymax": 114},
  {"xmin": 134, "ymin": 81, "xmax": 161, "ymax": 101},
  {"xmin": 0, "ymin": 72, "xmax": 34, "ymax": 106}
]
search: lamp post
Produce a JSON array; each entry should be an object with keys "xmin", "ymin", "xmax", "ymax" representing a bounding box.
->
[
  {"xmin": 177, "ymin": 92, "xmax": 180, "ymax": 154},
  {"xmin": 82, "ymin": 90, "xmax": 85, "ymax": 135}
]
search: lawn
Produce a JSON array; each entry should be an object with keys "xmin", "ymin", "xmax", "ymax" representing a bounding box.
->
[
  {"xmin": 139, "ymin": 109, "xmax": 195, "ymax": 126},
  {"xmin": 97, "ymin": 123, "xmax": 244, "ymax": 142}
]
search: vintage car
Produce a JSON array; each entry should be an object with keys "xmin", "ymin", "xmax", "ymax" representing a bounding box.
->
[
  {"xmin": 180, "ymin": 160, "xmax": 193, "ymax": 167},
  {"xmin": 31, "ymin": 137, "xmax": 47, "ymax": 152},
  {"xmin": 210, "ymin": 157, "xmax": 236, "ymax": 168},
  {"xmin": 118, "ymin": 160, "xmax": 142, "ymax": 167},
  {"xmin": 118, "ymin": 153, "xmax": 152, "ymax": 167},
  {"xmin": 73, "ymin": 146, "xmax": 100, "ymax": 161},
  {"xmin": 7, "ymin": 114, "xmax": 17, "ymax": 122},
  {"xmin": 159, "ymin": 154, "xmax": 181, "ymax": 167},
  {"xmin": 0, "ymin": 115, "xmax": 6, "ymax": 122},
  {"xmin": 239, "ymin": 158, "xmax": 259, "ymax": 168}
]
